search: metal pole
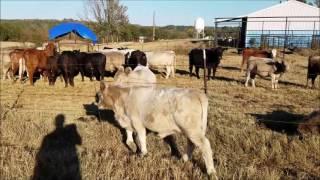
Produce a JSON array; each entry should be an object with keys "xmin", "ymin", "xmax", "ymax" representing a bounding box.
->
[
  {"xmin": 203, "ymin": 50, "xmax": 207, "ymax": 94},
  {"xmin": 282, "ymin": 17, "xmax": 288, "ymax": 61},
  {"xmin": 214, "ymin": 18, "xmax": 218, "ymax": 47}
]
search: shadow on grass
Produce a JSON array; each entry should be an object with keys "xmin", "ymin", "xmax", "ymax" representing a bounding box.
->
[
  {"xmin": 175, "ymin": 69, "xmax": 190, "ymax": 76},
  {"xmin": 214, "ymin": 76, "xmax": 243, "ymax": 84},
  {"xmin": 219, "ymin": 65, "xmax": 241, "ymax": 71},
  {"xmin": 33, "ymin": 114, "xmax": 82, "ymax": 180},
  {"xmin": 279, "ymin": 80, "xmax": 305, "ymax": 88},
  {"xmin": 250, "ymin": 110, "xmax": 304, "ymax": 135}
]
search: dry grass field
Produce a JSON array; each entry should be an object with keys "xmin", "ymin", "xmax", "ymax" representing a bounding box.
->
[{"xmin": 0, "ymin": 40, "xmax": 319, "ymax": 179}]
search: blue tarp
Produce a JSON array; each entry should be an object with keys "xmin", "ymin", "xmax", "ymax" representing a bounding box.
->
[{"xmin": 49, "ymin": 22, "xmax": 98, "ymax": 43}]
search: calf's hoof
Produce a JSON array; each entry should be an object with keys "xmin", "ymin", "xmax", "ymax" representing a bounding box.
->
[
  {"xmin": 182, "ymin": 154, "xmax": 189, "ymax": 162},
  {"xmin": 207, "ymin": 173, "xmax": 218, "ymax": 180},
  {"xmin": 127, "ymin": 142, "xmax": 137, "ymax": 153}
]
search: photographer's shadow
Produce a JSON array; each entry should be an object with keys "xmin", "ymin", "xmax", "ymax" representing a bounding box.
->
[{"xmin": 33, "ymin": 114, "xmax": 82, "ymax": 180}]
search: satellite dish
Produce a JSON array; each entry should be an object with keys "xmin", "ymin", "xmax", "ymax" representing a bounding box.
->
[{"xmin": 195, "ymin": 17, "xmax": 205, "ymax": 34}]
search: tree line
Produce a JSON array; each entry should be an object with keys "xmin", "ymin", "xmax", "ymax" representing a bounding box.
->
[{"xmin": 0, "ymin": 19, "xmax": 217, "ymax": 45}]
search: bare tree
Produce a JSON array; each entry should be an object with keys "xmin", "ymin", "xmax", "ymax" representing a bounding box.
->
[
  {"xmin": 314, "ymin": 0, "xmax": 320, "ymax": 7},
  {"xmin": 84, "ymin": 0, "xmax": 129, "ymax": 43}
]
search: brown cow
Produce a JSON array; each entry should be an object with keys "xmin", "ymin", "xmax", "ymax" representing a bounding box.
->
[
  {"xmin": 9, "ymin": 49, "xmax": 26, "ymax": 81},
  {"xmin": 24, "ymin": 42, "xmax": 56, "ymax": 85},
  {"xmin": 241, "ymin": 48, "xmax": 277, "ymax": 72}
]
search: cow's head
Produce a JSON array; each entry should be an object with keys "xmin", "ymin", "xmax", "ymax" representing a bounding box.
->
[
  {"xmin": 98, "ymin": 81, "xmax": 128, "ymax": 109},
  {"xmin": 45, "ymin": 42, "xmax": 57, "ymax": 56}
]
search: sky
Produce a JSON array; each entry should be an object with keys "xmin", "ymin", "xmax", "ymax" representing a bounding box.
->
[{"xmin": 0, "ymin": 0, "xmax": 299, "ymax": 26}]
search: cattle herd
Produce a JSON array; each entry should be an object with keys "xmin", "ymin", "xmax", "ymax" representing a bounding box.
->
[{"xmin": 1, "ymin": 42, "xmax": 320, "ymax": 177}]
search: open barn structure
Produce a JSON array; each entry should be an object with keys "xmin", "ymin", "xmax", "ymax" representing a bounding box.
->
[
  {"xmin": 214, "ymin": 0, "xmax": 320, "ymax": 50},
  {"xmin": 49, "ymin": 22, "xmax": 98, "ymax": 52}
]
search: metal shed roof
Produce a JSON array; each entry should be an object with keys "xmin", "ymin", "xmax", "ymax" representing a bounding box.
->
[
  {"xmin": 49, "ymin": 22, "xmax": 98, "ymax": 43},
  {"xmin": 245, "ymin": 0, "xmax": 320, "ymax": 31}
]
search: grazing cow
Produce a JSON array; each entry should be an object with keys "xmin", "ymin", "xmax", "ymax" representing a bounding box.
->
[
  {"xmin": 245, "ymin": 57, "xmax": 288, "ymax": 89},
  {"xmin": 24, "ymin": 42, "xmax": 56, "ymax": 85},
  {"xmin": 125, "ymin": 50, "xmax": 147, "ymax": 70},
  {"xmin": 189, "ymin": 47, "xmax": 225, "ymax": 80},
  {"xmin": 98, "ymin": 83, "xmax": 217, "ymax": 177},
  {"xmin": 103, "ymin": 51, "xmax": 125, "ymax": 74},
  {"xmin": 9, "ymin": 49, "xmax": 27, "ymax": 81},
  {"xmin": 73, "ymin": 51, "xmax": 106, "ymax": 81},
  {"xmin": 145, "ymin": 51, "xmax": 176, "ymax": 79},
  {"xmin": 241, "ymin": 48, "xmax": 277, "ymax": 72},
  {"xmin": 306, "ymin": 56, "xmax": 320, "ymax": 88}
]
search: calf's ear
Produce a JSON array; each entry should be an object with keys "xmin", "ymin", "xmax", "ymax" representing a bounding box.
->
[{"xmin": 100, "ymin": 81, "xmax": 107, "ymax": 91}]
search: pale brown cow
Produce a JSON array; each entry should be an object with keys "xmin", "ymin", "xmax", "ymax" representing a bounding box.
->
[
  {"xmin": 24, "ymin": 42, "xmax": 56, "ymax": 85},
  {"xmin": 9, "ymin": 49, "xmax": 25, "ymax": 81}
]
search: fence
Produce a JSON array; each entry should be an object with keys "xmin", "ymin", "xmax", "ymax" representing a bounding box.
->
[{"xmin": 214, "ymin": 16, "xmax": 320, "ymax": 50}]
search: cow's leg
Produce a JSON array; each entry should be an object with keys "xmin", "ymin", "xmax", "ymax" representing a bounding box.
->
[
  {"xmin": 212, "ymin": 67, "xmax": 217, "ymax": 79},
  {"xmin": 207, "ymin": 67, "xmax": 211, "ymax": 80},
  {"xmin": 171, "ymin": 65, "xmax": 175, "ymax": 78},
  {"xmin": 311, "ymin": 77, "xmax": 316, "ymax": 89},
  {"xmin": 163, "ymin": 135, "xmax": 181, "ymax": 158},
  {"xmin": 271, "ymin": 74, "xmax": 275, "ymax": 89},
  {"xmin": 182, "ymin": 139, "xmax": 195, "ymax": 162},
  {"xmin": 80, "ymin": 70, "xmax": 84, "ymax": 81},
  {"xmin": 125, "ymin": 129, "xmax": 137, "ymax": 153},
  {"xmin": 134, "ymin": 124, "xmax": 147, "ymax": 156},
  {"xmin": 27, "ymin": 69, "xmax": 34, "ymax": 86},
  {"xmin": 252, "ymin": 78, "xmax": 256, "ymax": 88},
  {"xmin": 165, "ymin": 65, "xmax": 170, "ymax": 79},
  {"xmin": 188, "ymin": 134, "xmax": 217, "ymax": 177},
  {"xmin": 63, "ymin": 73, "xmax": 68, "ymax": 87},
  {"xmin": 275, "ymin": 76, "xmax": 279, "ymax": 89},
  {"xmin": 69, "ymin": 76, "xmax": 75, "ymax": 87},
  {"xmin": 245, "ymin": 72, "xmax": 250, "ymax": 87},
  {"xmin": 189, "ymin": 65, "xmax": 193, "ymax": 77},
  {"xmin": 195, "ymin": 67, "xmax": 200, "ymax": 79}
]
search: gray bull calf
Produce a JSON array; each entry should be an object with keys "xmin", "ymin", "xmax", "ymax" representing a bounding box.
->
[
  {"xmin": 98, "ymin": 83, "xmax": 217, "ymax": 177},
  {"xmin": 245, "ymin": 57, "xmax": 288, "ymax": 89}
]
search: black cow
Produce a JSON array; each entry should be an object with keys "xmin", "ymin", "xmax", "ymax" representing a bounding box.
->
[
  {"xmin": 124, "ymin": 50, "xmax": 147, "ymax": 70},
  {"xmin": 189, "ymin": 47, "xmax": 225, "ymax": 80},
  {"xmin": 47, "ymin": 51, "xmax": 80, "ymax": 87},
  {"xmin": 47, "ymin": 54, "xmax": 61, "ymax": 86},
  {"xmin": 307, "ymin": 56, "xmax": 320, "ymax": 88},
  {"xmin": 73, "ymin": 51, "xmax": 106, "ymax": 81}
]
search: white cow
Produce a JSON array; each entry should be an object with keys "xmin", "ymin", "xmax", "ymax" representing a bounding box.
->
[
  {"xmin": 145, "ymin": 51, "xmax": 176, "ymax": 79},
  {"xmin": 113, "ymin": 65, "xmax": 157, "ymax": 87},
  {"xmin": 103, "ymin": 51, "xmax": 126, "ymax": 73},
  {"xmin": 98, "ymin": 83, "xmax": 217, "ymax": 177}
]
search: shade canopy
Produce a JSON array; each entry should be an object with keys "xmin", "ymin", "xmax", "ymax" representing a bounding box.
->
[{"xmin": 49, "ymin": 22, "xmax": 98, "ymax": 43}]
